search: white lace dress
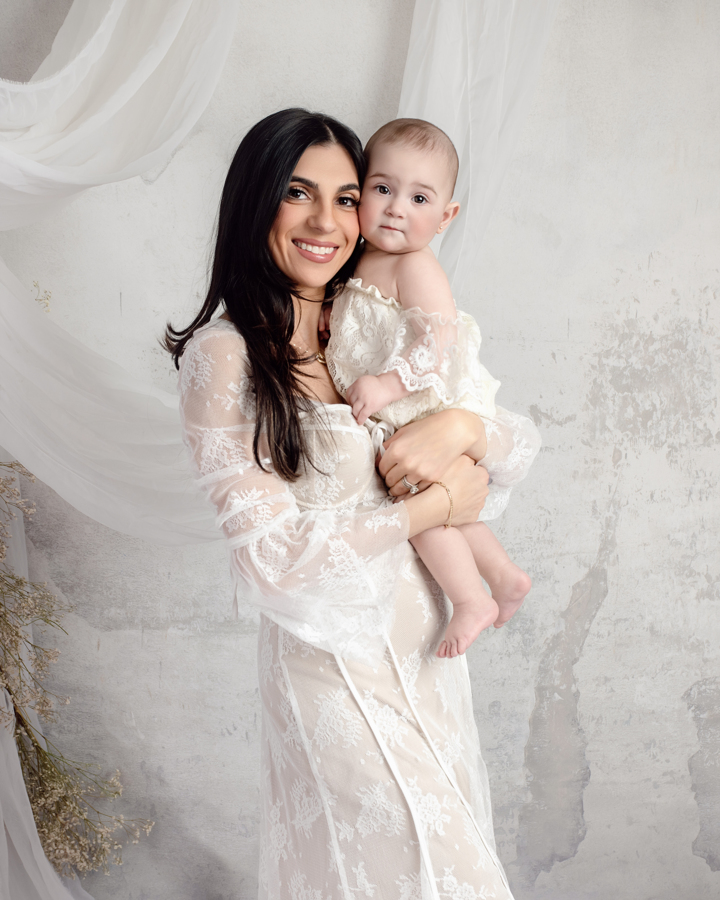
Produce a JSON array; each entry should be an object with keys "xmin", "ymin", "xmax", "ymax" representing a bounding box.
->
[
  {"xmin": 179, "ymin": 319, "xmax": 536, "ymax": 900},
  {"xmin": 327, "ymin": 278, "xmax": 541, "ymax": 521}
]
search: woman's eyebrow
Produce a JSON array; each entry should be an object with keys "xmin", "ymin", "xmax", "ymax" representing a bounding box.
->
[
  {"xmin": 289, "ymin": 176, "xmax": 359, "ymax": 193},
  {"xmin": 291, "ymin": 175, "xmax": 318, "ymax": 189}
]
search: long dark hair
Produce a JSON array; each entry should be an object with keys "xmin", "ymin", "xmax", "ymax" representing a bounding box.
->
[{"xmin": 165, "ymin": 108, "xmax": 365, "ymax": 481}]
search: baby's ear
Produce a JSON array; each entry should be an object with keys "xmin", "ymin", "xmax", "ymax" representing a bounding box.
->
[{"xmin": 438, "ymin": 200, "xmax": 461, "ymax": 234}]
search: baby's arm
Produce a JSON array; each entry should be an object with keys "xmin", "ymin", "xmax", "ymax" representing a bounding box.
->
[
  {"xmin": 346, "ymin": 371, "xmax": 407, "ymax": 426},
  {"xmin": 346, "ymin": 251, "xmax": 458, "ymax": 425}
]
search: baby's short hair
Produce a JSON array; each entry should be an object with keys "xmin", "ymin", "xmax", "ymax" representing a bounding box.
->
[{"xmin": 364, "ymin": 118, "xmax": 459, "ymax": 194}]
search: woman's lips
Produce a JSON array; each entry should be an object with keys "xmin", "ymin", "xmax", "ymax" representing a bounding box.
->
[{"xmin": 292, "ymin": 240, "xmax": 339, "ymax": 262}]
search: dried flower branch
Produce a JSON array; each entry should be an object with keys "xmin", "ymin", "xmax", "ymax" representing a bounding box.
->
[
  {"xmin": 33, "ymin": 280, "xmax": 52, "ymax": 312},
  {"xmin": 0, "ymin": 461, "xmax": 153, "ymax": 876}
]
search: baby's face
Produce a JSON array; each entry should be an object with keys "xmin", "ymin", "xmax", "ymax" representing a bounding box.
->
[{"xmin": 359, "ymin": 142, "xmax": 457, "ymax": 254}]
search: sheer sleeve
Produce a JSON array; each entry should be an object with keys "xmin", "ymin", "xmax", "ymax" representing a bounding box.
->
[
  {"xmin": 178, "ymin": 321, "xmax": 411, "ymax": 663},
  {"xmin": 476, "ymin": 406, "xmax": 541, "ymax": 522},
  {"xmin": 380, "ymin": 306, "xmax": 500, "ymax": 415}
]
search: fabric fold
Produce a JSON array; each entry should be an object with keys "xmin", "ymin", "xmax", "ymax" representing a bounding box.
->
[
  {"xmin": 0, "ymin": 259, "xmax": 218, "ymax": 543},
  {"xmin": 0, "ymin": 0, "xmax": 240, "ymax": 228}
]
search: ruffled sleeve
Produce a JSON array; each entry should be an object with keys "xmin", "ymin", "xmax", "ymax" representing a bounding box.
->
[
  {"xmin": 178, "ymin": 322, "xmax": 411, "ymax": 663},
  {"xmin": 380, "ymin": 303, "xmax": 500, "ymax": 416}
]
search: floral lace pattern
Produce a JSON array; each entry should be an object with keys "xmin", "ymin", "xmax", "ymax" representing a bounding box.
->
[{"xmin": 177, "ymin": 319, "xmax": 535, "ymax": 899}]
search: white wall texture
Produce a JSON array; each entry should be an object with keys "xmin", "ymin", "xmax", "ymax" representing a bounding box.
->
[{"xmin": 1, "ymin": 2, "xmax": 719, "ymax": 899}]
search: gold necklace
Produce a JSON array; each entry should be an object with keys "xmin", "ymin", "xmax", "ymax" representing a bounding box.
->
[{"xmin": 290, "ymin": 338, "xmax": 327, "ymax": 366}]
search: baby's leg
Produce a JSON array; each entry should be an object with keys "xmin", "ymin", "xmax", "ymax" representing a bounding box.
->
[
  {"xmin": 410, "ymin": 527, "xmax": 499, "ymax": 658},
  {"xmin": 457, "ymin": 522, "xmax": 531, "ymax": 627}
]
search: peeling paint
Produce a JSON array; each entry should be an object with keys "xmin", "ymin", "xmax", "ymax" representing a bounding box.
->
[
  {"xmin": 585, "ymin": 317, "xmax": 717, "ymax": 461},
  {"xmin": 517, "ymin": 498, "xmax": 619, "ymax": 885},
  {"xmin": 684, "ymin": 677, "xmax": 720, "ymax": 871}
]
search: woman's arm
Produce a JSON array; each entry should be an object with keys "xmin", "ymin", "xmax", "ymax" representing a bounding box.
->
[{"xmin": 179, "ymin": 325, "xmax": 488, "ymax": 658}]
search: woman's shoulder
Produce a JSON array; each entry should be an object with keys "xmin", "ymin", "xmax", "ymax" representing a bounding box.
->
[
  {"xmin": 179, "ymin": 318, "xmax": 249, "ymax": 394},
  {"xmin": 184, "ymin": 317, "xmax": 248, "ymax": 356}
]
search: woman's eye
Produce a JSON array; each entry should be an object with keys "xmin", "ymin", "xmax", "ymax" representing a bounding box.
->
[
  {"xmin": 338, "ymin": 195, "xmax": 359, "ymax": 208},
  {"xmin": 412, "ymin": 194, "xmax": 428, "ymax": 204},
  {"xmin": 287, "ymin": 186, "xmax": 308, "ymax": 200}
]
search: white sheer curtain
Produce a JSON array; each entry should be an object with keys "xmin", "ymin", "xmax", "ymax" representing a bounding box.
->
[
  {"xmin": 0, "ymin": 0, "xmax": 238, "ymax": 543},
  {"xmin": 0, "ymin": 260, "xmax": 217, "ymax": 543},
  {"xmin": 0, "ymin": 0, "xmax": 240, "ymax": 229},
  {"xmin": 1, "ymin": 3, "xmax": 236, "ymax": 896},
  {"xmin": 399, "ymin": 0, "xmax": 560, "ymax": 299}
]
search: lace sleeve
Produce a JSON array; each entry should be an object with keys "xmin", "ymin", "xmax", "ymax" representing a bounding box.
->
[
  {"xmin": 178, "ymin": 322, "xmax": 410, "ymax": 663},
  {"xmin": 477, "ymin": 406, "xmax": 541, "ymax": 522},
  {"xmin": 380, "ymin": 306, "xmax": 500, "ymax": 414}
]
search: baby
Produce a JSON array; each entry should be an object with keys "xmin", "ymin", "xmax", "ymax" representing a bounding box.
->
[{"xmin": 326, "ymin": 118, "xmax": 534, "ymax": 659}]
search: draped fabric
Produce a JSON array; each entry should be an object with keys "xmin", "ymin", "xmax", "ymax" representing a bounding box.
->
[
  {"xmin": 1, "ymin": 4, "xmax": 236, "ymax": 895},
  {"xmin": 0, "ymin": 0, "xmax": 241, "ymax": 230},
  {"xmin": 399, "ymin": 0, "xmax": 560, "ymax": 298},
  {"xmin": 0, "ymin": 259, "xmax": 217, "ymax": 543}
]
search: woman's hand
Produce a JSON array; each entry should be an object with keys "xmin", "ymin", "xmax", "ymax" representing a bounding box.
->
[
  {"xmin": 405, "ymin": 454, "xmax": 489, "ymax": 538},
  {"xmin": 379, "ymin": 409, "xmax": 487, "ymax": 497}
]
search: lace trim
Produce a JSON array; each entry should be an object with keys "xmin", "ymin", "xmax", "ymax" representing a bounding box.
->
[
  {"xmin": 347, "ymin": 277, "xmax": 468, "ymax": 326},
  {"xmin": 382, "ymin": 355, "xmax": 455, "ymax": 405}
]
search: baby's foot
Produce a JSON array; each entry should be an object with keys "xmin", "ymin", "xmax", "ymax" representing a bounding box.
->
[
  {"xmin": 437, "ymin": 593, "xmax": 499, "ymax": 659},
  {"xmin": 486, "ymin": 560, "xmax": 532, "ymax": 628}
]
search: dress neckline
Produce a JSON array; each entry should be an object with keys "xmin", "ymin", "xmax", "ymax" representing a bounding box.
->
[{"xmin": 347, "ymin": 277, "xmax": 401, "ymax": 308}]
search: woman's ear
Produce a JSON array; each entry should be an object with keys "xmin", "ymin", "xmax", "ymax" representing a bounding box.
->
[{"xmin": 437, "ymin": 201, "xmax": 461, "ymax": 233}]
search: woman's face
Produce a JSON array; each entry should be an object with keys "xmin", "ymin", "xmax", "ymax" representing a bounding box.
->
[{"xmin": 268, "ymin": 143, "xmax": 361, "ymax": 300}]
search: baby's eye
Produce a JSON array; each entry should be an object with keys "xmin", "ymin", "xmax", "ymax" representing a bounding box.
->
[
  {"xmin": 376, "ymin": 184, "xmax": 390, "ymax": 195},
  {"xmin": 412, "ymin": 194, "xmax": 428, "ymax": 204}
]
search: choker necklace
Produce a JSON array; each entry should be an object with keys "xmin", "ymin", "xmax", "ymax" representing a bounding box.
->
[{"xmin": 291, "ymin": 339, "xmax": 327, "ymax": 367}]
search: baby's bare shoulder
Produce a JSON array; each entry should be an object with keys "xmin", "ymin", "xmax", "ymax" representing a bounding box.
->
[{"xmin": 395, "ymin": 249, "xmax": 454, "ymax": 314}]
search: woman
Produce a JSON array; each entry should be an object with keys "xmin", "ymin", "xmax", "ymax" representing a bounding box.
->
[{"xmin": 167, "ymin": 109, "xmax": 536, "ymax": 899}]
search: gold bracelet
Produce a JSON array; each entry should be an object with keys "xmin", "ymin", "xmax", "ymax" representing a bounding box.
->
[{"xmin": 434, "ymin": 481, "xmax": 453, "ymax": 528}]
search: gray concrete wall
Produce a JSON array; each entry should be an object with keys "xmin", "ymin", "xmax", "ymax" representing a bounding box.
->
[{"xmin": 1, "ymin": 2, "xmax": 718, "ymax": 898}]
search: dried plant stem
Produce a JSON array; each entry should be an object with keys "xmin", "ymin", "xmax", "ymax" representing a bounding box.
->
[{"xmin": 0, "ymin": 461, "xmax": 153, "ymax": 877}]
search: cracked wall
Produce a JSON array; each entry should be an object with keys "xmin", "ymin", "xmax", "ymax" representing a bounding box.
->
[
  {"xmin": 2, "ymin": 1, "xmax": 719, "ymax": 899},
  {"xmin": 684, "ymin": 678, "xmax": 720, "ymax": 872}
]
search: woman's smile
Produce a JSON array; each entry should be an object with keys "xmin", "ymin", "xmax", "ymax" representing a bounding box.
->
[{"xmin": 292, "ymin": 239, "xmax": 339, "ymax": 261}]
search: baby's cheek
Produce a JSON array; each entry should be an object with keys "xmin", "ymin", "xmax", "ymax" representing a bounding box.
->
[{"xmin": 357, "ymin": 196, "xmax": 374, "ymax": 235}]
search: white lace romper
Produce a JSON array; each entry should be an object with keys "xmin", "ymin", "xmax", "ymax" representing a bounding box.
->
[
  {"xmin": 327, "ymin": 278, "xmax": 541, "ymax": 521},
  {"xmin": 179, "ymin": 319, "xmax": 539, "ymax": 899}
]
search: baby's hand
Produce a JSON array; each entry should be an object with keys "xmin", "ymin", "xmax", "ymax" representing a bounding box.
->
[{"xmin": 346, "ymin": 374, "xmax": 400, "ymax": 425}]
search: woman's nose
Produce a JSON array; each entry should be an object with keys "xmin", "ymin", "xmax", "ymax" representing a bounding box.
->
[{"xmin": 308, "ymin": 200, "xmax": 337, "ymax": 233}]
